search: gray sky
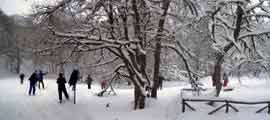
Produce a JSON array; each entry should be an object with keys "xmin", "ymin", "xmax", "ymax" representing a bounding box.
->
[
  {"xmin": 0, "ymin": 0, "xmax": 34, "ymax": 15},
  {"xmin": 0, "ymin": 0, "xmax": 263, "ymax": 16}
]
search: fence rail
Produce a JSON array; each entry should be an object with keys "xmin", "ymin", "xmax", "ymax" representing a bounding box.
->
[{"xmin": 182, "ymin": 98, "xmax": 270, "ymax": 115}]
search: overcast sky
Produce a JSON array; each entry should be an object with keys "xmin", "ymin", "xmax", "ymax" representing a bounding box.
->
[
  {"xmin": 0, "ymin": 0, "xmax": 263, "ymax": 16},
  {"xmin": 0, "ymin": 0, "xmax": 34, "ymax": 15}
]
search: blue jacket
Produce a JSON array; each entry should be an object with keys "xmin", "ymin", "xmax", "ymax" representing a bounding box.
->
[{"xmin": 38, "ymin": 71, "xmax": 45, "ymax": 81}]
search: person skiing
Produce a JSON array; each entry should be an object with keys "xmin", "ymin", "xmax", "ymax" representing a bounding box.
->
[
  {"xmin": 223, "ymin": 73, "xmax": 229, "ymax": 87},
  {"xmin": 69, "ymin": 69, "xmax": 79, "ymax": 90},
  {"xmin": 57, "ymin": 73, "xmax": 69, "ymax": 103},
  {"xmin": 19, "ymin": 73, "xmax": 25, "ymax": 84},
  {"xmin": 37, "ymin": 70, "xmax": 46, "ymax": 89},
  {"xmin": 86, "ymin": 74, "xmax": 93, "ymax": 89},
  {"xmin": 28, "ymin": 71, "xmax": 38, "ymax": 96}
]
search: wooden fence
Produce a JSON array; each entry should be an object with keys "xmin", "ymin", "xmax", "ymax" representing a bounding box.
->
[{"xmin": 182, "ymin": 98, "xmax": 270, "ymax": 115}]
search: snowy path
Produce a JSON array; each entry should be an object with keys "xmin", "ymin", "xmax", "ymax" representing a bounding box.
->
[{"xmin": 0, "ymin": 76, "xmax": 270, "ymax": 120}]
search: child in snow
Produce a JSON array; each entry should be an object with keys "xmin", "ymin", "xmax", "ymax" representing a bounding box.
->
[
  {"xmin": 223, "ymin": 73, "xmax": 229, "ymax": 87},
  {"xmin": 101, "ymin": 80, "xmax": 107, "ymax": 90},
  {"xmin": 86, "ymin": 74, "xmax": 93, "ymax": 89},
  {"xmin": 57, "ymin": 73, "xmax": 69, "ymax": 103},
  {"xmin": 19, "ymin": 73, "xmax": 25, "ymax": 84},
  {"xmin": 37, "ymin": 70, "xmax": 47, "ymax": 89}
]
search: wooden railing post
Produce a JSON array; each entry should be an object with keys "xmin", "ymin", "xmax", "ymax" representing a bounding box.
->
[
  {"xmin": 268, "ymin": 102, "xmax": 270, "ymax": 114},
  {"xmin": 225, "ymin": 100, "xmax": 229, "ymax": 113},
  {"xmin": 182, "ymin": 99, "xmax": 185, "ymax": 113}
]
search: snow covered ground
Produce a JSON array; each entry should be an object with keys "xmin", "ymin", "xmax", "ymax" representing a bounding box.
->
[{"xmin": 0, "ymin": 74, "xmax": 270, "ymax": 120}]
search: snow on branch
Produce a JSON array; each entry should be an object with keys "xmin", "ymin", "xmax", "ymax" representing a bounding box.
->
[
  {"xmin": 113, "ymin": 64, "xmax": 126, "ymax": 73},
  {"xmin": 244, "ymin": 13, "xmax": 270, "ymax": 19},
  {"xmin": 217, "ymin": 0, "xmax": 248, "ymax": 6},
  {"xmin": 221, "ymin": 35, "xmax": 242, "ymax": 53},
  {"xmin": 183, "ymin": 0, "xmax": 199, "ymax": 15},
  {"xmin": 260, "ymin": 5, "xmax": 270, "ymax": 13},
  {"xmin": 175, "ymin": 41, "xmax": 206, "ymax": 64},
  {"xmin": 245, "ymin": 0, "xmax": 265, "ymax": 12},
  {"xmin": 137, "ymin": 44, "xmax": 146, "ymax": 55},
  {"xmin": 161, "ymin": 44, "xmax": 197, "ymax": 85},
  {"xmin": 33, "ymin": 38, "xmax": 77, "ymax": 56},
  {"xmin": 76, "ymin": 44, "xmax": 120, "ymax": 51},
  {"xmin": 84, "ymin": 57, "xmax": 120, "ymax": 68},
  {"xmin": 238, "ymin": 30, "xmax": 270, "ymax": 40},
  {"xmin": 51, "ymin": 29, "xmax": 140, "ymax": 45},
  {"xmin": 120, "ymin": 48, "xmax": 146, "ymax": 96},
  {"xmin": 232, "ymin": 59, "xmax": 268, "ymax": 72},
  {"xmin": 214, "ymin": 23, "xmax": 230, "ymax": 36},
  {"xmin": 215, "ymin": 16, "xmax": 235, "ymax": 30},
  {"xmin": 34, "ymin": 45, "xmax": 62, "ymax": 54},
  {"xmin": 34, "ymin": 0, "xmax": 72, "ymax": 18},
  {"xmin": 55, "ymin": 45, "xmax": 79, "ymax": 66}
]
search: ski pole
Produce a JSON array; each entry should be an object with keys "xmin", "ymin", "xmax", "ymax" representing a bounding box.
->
[
  {"xmin": 74, "ymin": 85, "xmax": 76, "ymax": 104},
  {"xmin": 25, "ymin": 82, "xmax": 29, "ymax": 95}
]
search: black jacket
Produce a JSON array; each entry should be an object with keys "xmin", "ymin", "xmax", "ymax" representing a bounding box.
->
[
  {"xmin": 57, "ymin": 77, "xmax": 67, "ymax": 87},
  {"xmin": 69, "ymin": 70, "xmax": 79, "ymax": 86},
  {"xmin": 29, "ymin": 73, "xmax": 38, "ymax": 84},
  {"xmin": 86, "ymin": 76, "xmax": 93, "ymax": 83},
  {"xmin": 20, "ymin": 74, "xmax": 25, "ymax": 79}
]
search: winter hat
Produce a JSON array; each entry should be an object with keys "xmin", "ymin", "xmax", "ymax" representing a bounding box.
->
[{"xmin": 59, "ymin": 73, "xmax": 64, "ymax": 77}]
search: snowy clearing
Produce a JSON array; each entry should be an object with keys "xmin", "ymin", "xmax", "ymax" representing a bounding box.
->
[{"xmin": 0, "ymin": 75, "xmax": 270, "ymax": 120}]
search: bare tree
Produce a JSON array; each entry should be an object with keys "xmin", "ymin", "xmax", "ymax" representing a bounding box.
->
[
  {"xmin": 33, "ymin": 0, "xmax": 155, "ymax": 109},
  {"xmin": 151, "ymin": 0, "xmax": 201, "ymax": 98},
  {"xmin": 207, "ymin": 0, "xmax": 270, "ymax": 97}
]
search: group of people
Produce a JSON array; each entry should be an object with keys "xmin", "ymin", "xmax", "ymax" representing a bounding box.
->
[
  {"xmin": 56, "ymin": 70, "xmax": 110, "ymax": 103},
  {"xmin": 22, "ymin": 69, "xmax": 80, "ymax": 103},
  {"xmin": 25, "ymin": 70, "xmax": 47, "ymax": 96},
  {"xmin": 86, "ymin": 74, "xmax": 108, "ymax": 90},
  {"xmin": 18, "ymin": 70, "xmax": 46, "ymax": 96},
  {"xmin": 20, "ymin": 69, "xmax": 109, "ymax": 103},
  {"xmin": 55, "ymin": 69, "xmax": 80, "ymax": 103}
]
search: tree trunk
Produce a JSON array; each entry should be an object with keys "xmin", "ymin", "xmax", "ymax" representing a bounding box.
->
[
  {"xmin": 210, "ymin": 4, "xmax": 243, "ymax": 98},
  {"xmin": 211, "ymin": 5, "xmax": 242, "ymax": 95},
  {"xmin": 120, "ymin": 48, "xmax": 147, "ymax": 109},
  {"xmin": 213, "ymin": 64, "xmax": 222, "ymax": 97},
  {"xmin": 151, "ymin": 41, "xmax": 161, "ymax": 98},
  {"xmin": 134, "ymin": 86, "xmax": 145, "ymax": 109},
  {"xmin": 151, "ymin": 0, "xmax": 170, "ymax": 98},
  {"xmin": 213, "ymin": 54, "xmax": 223, "ymax": 97},
  {"xmin": 208, "ymin": 55, "xmax": 223, "ymax": 106},
  {"xmin": 130, "ymin": 0, "xmax": 148, "ymax": 109}
]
